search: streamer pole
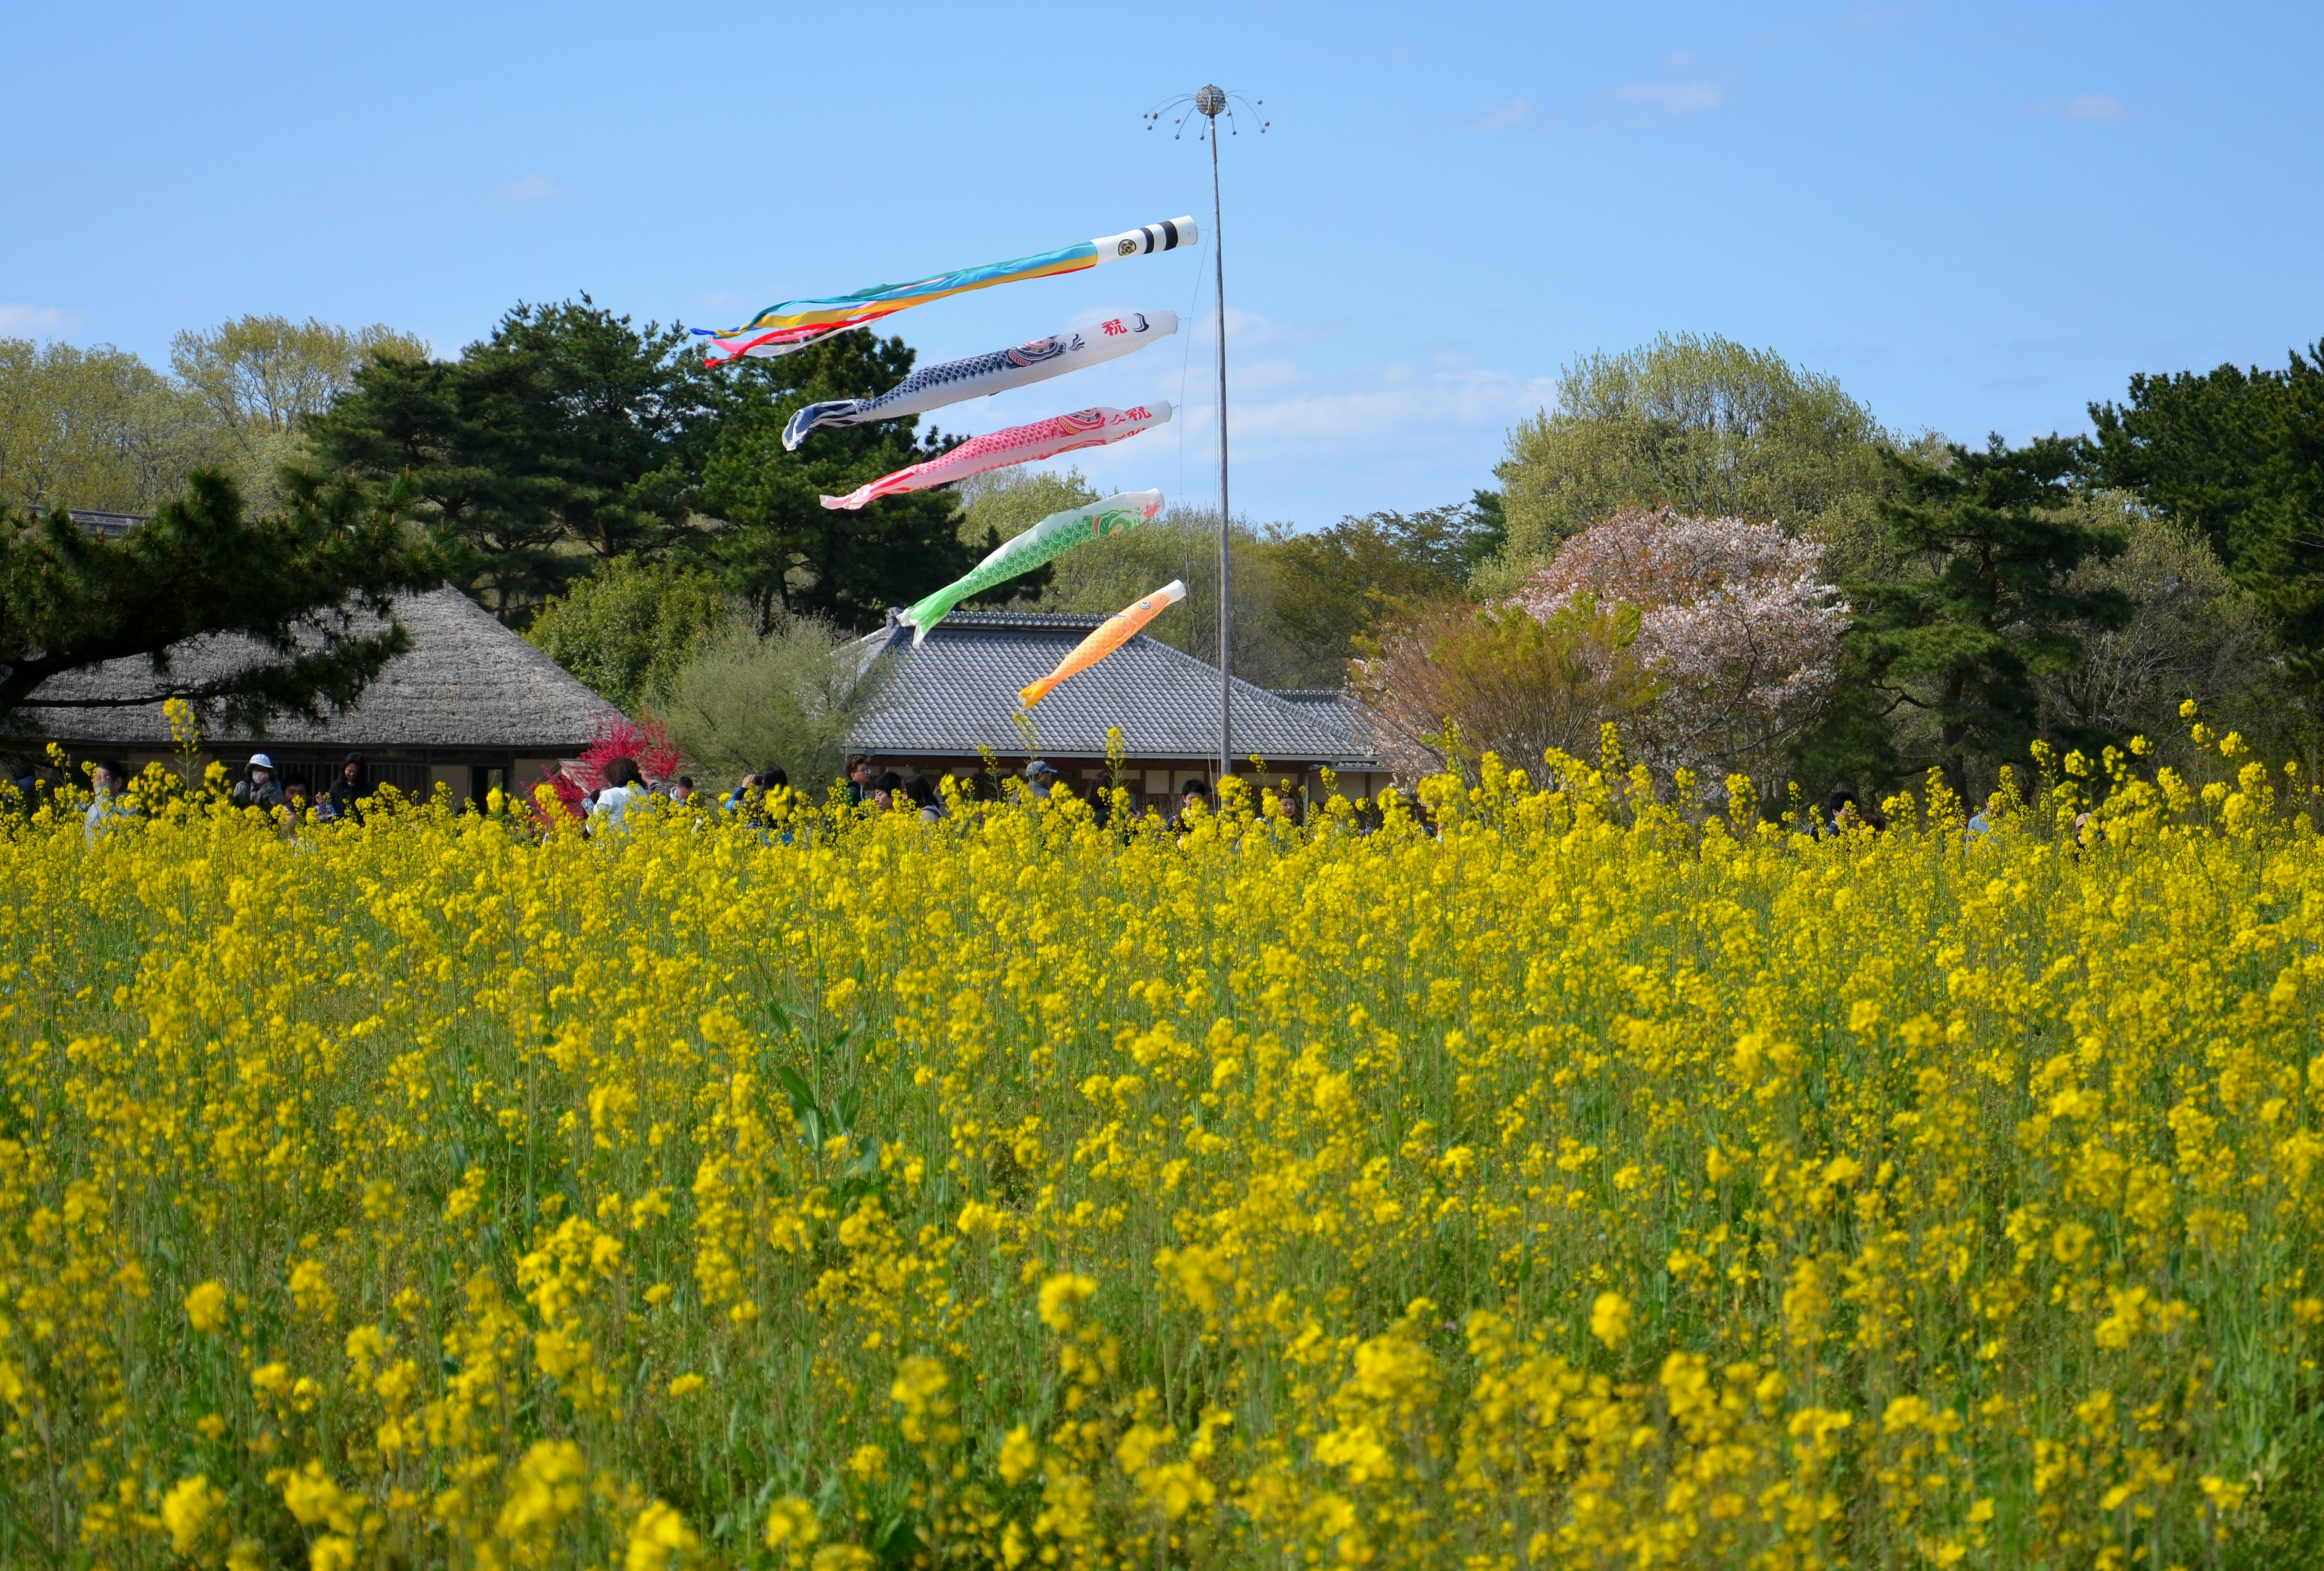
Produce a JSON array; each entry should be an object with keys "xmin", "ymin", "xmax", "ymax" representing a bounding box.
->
[{"xmin": 1202, "ymin": 85, "xmax": 1232, "ymax": 781}]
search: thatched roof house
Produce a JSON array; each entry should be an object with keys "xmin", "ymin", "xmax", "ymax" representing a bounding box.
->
[{"xmin": 16, "ymin": 586, "xmax": 618, "ymax": 803}]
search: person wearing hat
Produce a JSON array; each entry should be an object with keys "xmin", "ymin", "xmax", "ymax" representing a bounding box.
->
[
  {"xmin": 232, "ymin": 753, "xmax": 286, "ymax": 812},
  {"xmin": 1025, "ymin": 760, "xmax": 1060, "ymax": 800}
]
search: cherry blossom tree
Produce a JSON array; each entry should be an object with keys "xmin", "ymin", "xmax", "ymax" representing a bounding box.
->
[{"xmin": 1514, "ymin": 506, "xmax": 1847, "ymax": 785}]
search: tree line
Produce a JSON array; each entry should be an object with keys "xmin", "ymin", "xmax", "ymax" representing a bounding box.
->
[
  {"xmin": 1385, "ymin": 332, "xmax": 2320, "ymax": 802},
  {"xmin": 4, "ymin": 305, "xmax": 2319, "ymax": 806}
]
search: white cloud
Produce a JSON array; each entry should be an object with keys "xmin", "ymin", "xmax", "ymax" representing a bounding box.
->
[
  {"xmin": 1466, "ymin": 97, "xmax": 1541, "ymax": 133},
  {"xmin": 492, "ymin": 173, "xmax": 566, "ymax": 205},
  {"xmin": 1423, "ymin": 56, "xmax": 1734, "ymax": 139},
  {"xmin": 0, "ymin": 303, "xmax": 79, "ymax": 337},
  {"xmin": 1216, "ymin": 306, "xmax": 1339, "ymax": 351},
  {"xmin": 1590, "ymin": 77, "xmax": 1730, "ymax": 129},
  {"xmin": 2024, "ymin": 93, "xmax": 2133, "ymax": 124},
  {"xmin": 1232, "ymin": 364, "xmax": 1557, "ymax": 453},
  {"xmin": 1420, "ymin": 96, "xmax": 1553, "ymax": 136}
]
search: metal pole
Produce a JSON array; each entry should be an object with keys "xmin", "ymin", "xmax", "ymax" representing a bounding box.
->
[{"xmin": 1207, "ymin": 97, "xmax": 1232, "ymax": 782}]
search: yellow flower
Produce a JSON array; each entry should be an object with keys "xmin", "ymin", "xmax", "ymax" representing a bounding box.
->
[
  {"xmin": 625, "ymin": 1500, "xmax": 699, "ymax": 1571},
  {"xmin": 998, "ymin": 1423, "xmax": 1039, "ymax": 1486},
  {"xmin": 161, "ymin": 1474, "xmax": 224, "ymax": 1554},
  {"xmin": 185, "ymin": 1280, "xmax": 229, "ymax": 1333},
  {"xmin": 763, "ymin": 1494, "xmax": 821, "ymax": 1551},
  {"xmin": 1037, "ymin": 1272, "xmax": 1097, "ymax": 1332},
  {"xmin": 282, "ymin": 1460, "xmax": 358, "ymax": 1534},
  {"xmin": 1590, "ymin": 1291, "xmax": 1633, "ymax": 1349},
  {"xmin": 668, "ymin": 1372, "xmax": 706, "ymax": 1398}
]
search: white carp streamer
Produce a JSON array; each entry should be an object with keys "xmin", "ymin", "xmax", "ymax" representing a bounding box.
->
[
  {"xmin": 819, "ymin": 404, "xmax": 1169, "ymax": 512},
  {"xmin": 782, "ymin": 311, "xmax": 1177, "ymax": 450},
  {"xmin": 899, "ymin": 490, "xmax": 1166, "ymax": 644}
]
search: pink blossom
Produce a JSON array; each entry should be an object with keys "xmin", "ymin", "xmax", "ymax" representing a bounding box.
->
[{"xmin": 1514, "ymin": 506, "xmax": 1847, "ymax": 782}]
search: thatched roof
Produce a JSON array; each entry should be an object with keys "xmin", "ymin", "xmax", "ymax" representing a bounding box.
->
[
  {"xmin": 849, "ymin": 611, "xmax": 1378, "ymax": 766},
  {"xmin": 16, "ymin": 585, "xmax": 619, "ymax": 750}
]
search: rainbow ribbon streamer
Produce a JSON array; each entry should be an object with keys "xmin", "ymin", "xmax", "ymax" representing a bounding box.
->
[
  {"xmin": 695, "ymin": 218, "xmax": 1197, "ymax": 366},
  {"xmin": 1020, "ymin": 580, "xmax": 1187, "ymax": 710}
]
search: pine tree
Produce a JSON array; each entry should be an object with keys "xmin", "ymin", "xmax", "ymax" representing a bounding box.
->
[
  {"xmin": 2085, "ymin": 343, "xmax": 2324, "ymax": 698},
  {"xmin": 1, "ymin": 467, "xmax": 444, "ymax": 728},
  {"xmin": 1848, "ymin": 435, "xmax": 2129, "ymax": 799},
  {"xmin": 306, "ymin": 297, "xmax": 709, "ymax": 621},
  {"xmin": 695, "ymin": 332, "xmax": 991, "ymax": 632}
]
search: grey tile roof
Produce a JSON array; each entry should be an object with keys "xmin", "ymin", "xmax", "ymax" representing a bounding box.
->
[
  {"xmin": 1269, "ymin": 689, "xmax": 1380, "ymax": 760},
  {"xmin": 850, "ymin": 613, "xmax": 1377, "ymax": 766},
  {"xmin": 18, "ymin": 585, "xmax": 620, "ymax": 751}
]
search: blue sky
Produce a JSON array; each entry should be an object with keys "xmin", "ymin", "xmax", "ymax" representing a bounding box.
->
[{"xmin": 3, "ymin": 1, "xmax": 2316, "ymax": 527}]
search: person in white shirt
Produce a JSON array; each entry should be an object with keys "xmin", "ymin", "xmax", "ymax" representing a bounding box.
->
[
  {"xmin": 84, "ymin": 760, "xmax": 135, "ymax": 844},
  {"xmin": 591, "ymin": 756, "xmax": 646, "ymax": 829}
]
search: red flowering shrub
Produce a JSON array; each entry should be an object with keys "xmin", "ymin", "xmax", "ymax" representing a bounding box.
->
[{"xmin": 539, "ymin": 714, "xmax": 684, "ymax": 811}]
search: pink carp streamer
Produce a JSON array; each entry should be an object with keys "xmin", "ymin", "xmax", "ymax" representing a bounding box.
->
[
  {"xmin": 819, "ymin": 403, "xmax": 1170, "ymax": 512},
  {"xmin": 1019, "ymin": 579, "xmax": 1187, "ymax": 709}
]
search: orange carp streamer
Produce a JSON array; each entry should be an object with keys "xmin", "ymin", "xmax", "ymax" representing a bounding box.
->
[{"xmin": 1018, "ymin": 579, "xmax": 1186, "ymax": 709}]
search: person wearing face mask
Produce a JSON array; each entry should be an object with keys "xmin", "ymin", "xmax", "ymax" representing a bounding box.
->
[{"xmin": 232, "ymin": 753, "xmax": 286, "ymax": 812}]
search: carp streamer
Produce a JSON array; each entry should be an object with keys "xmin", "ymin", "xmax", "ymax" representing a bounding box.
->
[
  {"xmin": 696, "ymin": 219, "xmax": 1196, "ymax": 366},
  {"xmin": 1019, "ymin": 580, "xmax": 1187, "ymax": 710},
  {"xmin": 819, "ymin": 404, "xmax": 1169, "ymax": 512},
  {"xmin": 782, "ymin": 311, "xmax": 1177, "ymax": 450},
  {"xmin": 899, "ymin": 490, "xmax": 1166, "ymax": 644}
]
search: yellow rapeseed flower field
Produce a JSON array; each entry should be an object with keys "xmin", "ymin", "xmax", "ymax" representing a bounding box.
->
[{"xmin": 2, "ymin": 726, "xmax": 2321, "ymax": 1570}]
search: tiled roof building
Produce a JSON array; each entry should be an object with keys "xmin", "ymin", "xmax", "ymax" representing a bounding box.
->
[{"xmin": 849, "ymin": 611, "xmax": 1387, "ymax": 803}]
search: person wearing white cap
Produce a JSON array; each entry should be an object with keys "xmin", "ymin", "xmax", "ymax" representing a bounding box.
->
[{"xmin": 232, "ymin": 753, "xmax": 286, "ymax": 812}]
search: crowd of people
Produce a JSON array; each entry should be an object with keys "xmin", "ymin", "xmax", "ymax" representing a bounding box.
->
[
  {"xmin": 68, "ymin": 751, "xmax": 381, "ymax": 842},
  {"xmin": 31, "ymin": 745, "xmax": 1972, "ymax": 851},
  {"xmin": 39, "ymin": 745, "xmax": 1441, "ymax": 845}
]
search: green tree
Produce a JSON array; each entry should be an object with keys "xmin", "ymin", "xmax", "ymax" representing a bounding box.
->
[
  {"xmin": 307, "ymin": 297, "xmax": 711, "ymax": 621},
  {"xmin": 1, "ymin": 467, "xmax": 444, "ymax": 729},
  {"xmin": 171, "ymin": 315, "xmax": 427, "ymax": 512},
  {"xmin": 1269, "ymin": 501, "xmax": 1500, "ymax": 683},
  {"xmin": 1496, "ymin": 333, "xmax": 1898, "ymax": 571},
  {"xmin": 957, "ymin": 466, "xmax": 1099, "ymax": 545},
  {"xmin": 2084, "ymin": 344, "xmax": 2324, "ymax": 696},
  {"xmin": 2034, "ymin": 503, "xmax": 2288, "ymax": 764},
  {"xmin": 524, "ymin": 556, "xmax": 731, "ymax": 715},
  {"xmin": 1845, "ymin": 436, "xmax": 2130, "ymax": 799},
  {"xmin": 0, "ymin": 338, "xmax": 214, "ymax": 515},
  {"xmin": 656, "ymin": 611, "xmax": 891, "ymax": 790},
  {"xmin": 695, "ymin": 332, "xmax": 981, "ymax": 631}
]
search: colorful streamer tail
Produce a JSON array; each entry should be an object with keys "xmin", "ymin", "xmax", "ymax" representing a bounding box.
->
[
  {"xmin": 695, "ymin": 218, "xmax": 1196, "ymax": 365},
  {"xmin": 1019, "ymin": 580, "xmax": 1187, "ymax": 709}
]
